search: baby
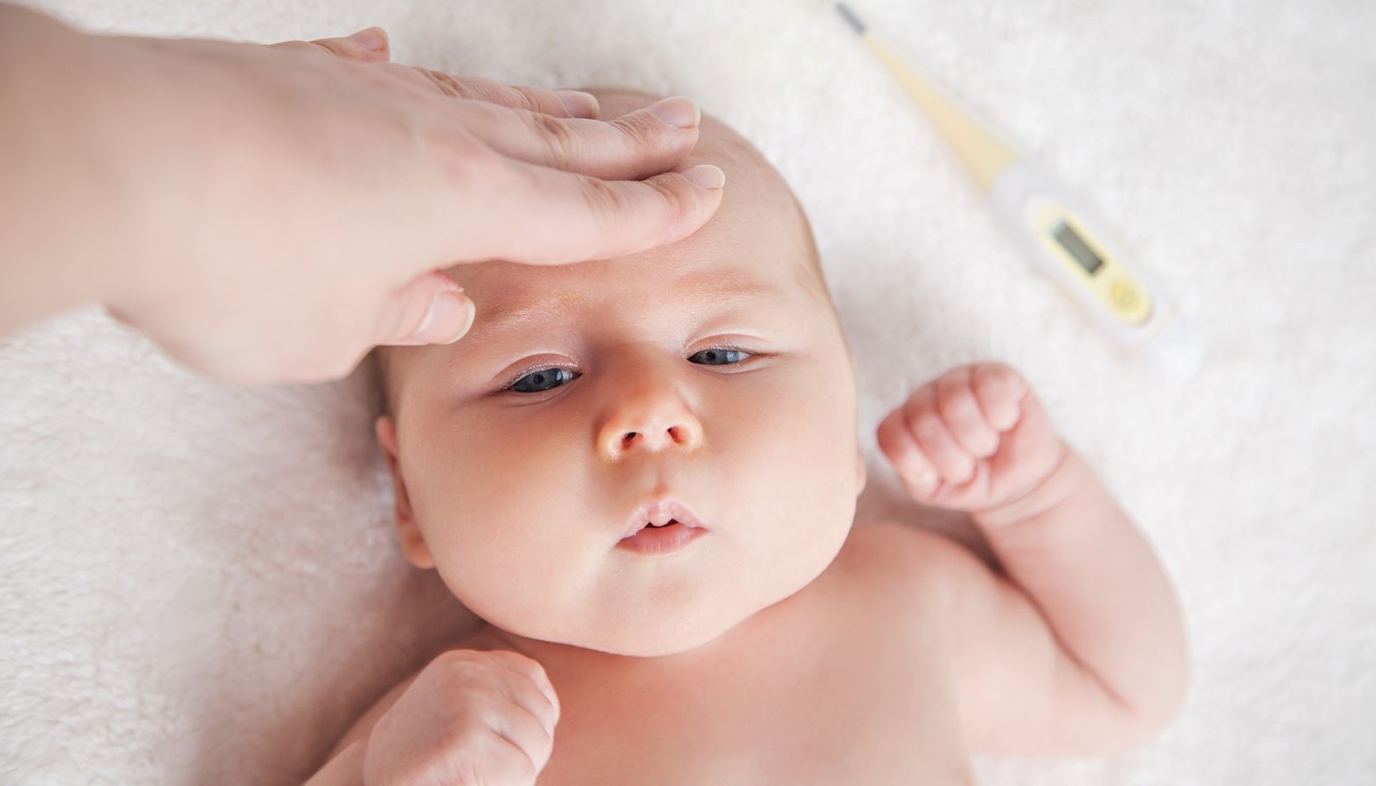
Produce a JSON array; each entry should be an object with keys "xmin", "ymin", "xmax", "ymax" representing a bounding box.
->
[{"xmin": 306, "ymin": 90, "xmax": 1189, "ymax": 786}]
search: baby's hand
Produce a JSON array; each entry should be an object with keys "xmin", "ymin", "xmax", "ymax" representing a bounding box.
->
[
  {"xmin": 877, "ymin": 363, "xmax": 1066, "ymax": 514},
  {"xmin": 363, "ymin": 649, "xmax": 560, "ymax": 786}
]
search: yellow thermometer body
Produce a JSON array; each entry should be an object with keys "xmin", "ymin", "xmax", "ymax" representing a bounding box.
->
[
  {"xmin": 838, "ymin": 3, "xmax": 1172, "ymax": 349},
  {"xmin": 990, "ymin": 159, "xmax": 1167, "ymax": 344}
]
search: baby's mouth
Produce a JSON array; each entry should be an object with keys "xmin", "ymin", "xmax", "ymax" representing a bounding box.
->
[
  {"xmin": 618, "ymin": 518, "xmax": 705, "ymax": 555},
  {"xmin": 624, "ymin": 501, "xmax": 710, "ymax": 545}
]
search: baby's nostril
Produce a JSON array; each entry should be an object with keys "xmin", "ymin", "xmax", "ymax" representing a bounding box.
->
[{"xmin": 621, "ymin": 432, "xmax": 638, "ymax": 449}]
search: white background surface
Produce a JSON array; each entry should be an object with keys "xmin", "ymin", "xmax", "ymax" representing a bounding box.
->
[{"xmin": 2, "ymin": 0, "xmax": 1373, "ymax": 783}]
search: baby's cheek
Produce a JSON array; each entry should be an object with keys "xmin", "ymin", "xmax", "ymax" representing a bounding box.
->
[
  {"xmin": 419, "ymin": 433, "xmax": 597, "ymax": 630},
  {"xmin": 733, "ymin": 369, "xmax": 858, "ymax": 534}
]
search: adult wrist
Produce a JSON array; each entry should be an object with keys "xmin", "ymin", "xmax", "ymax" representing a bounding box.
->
[{"xmin": 0, "ymin": 6, "xmax": 143, "ymax": 323}]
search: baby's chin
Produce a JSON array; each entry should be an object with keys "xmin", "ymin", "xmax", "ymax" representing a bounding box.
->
[
  {"xmin": 493, "ymin": 552, "xmax": 843, "ymax": 658},
  {"xmin": 480, "ymin": 593, "xmax": 749, "ymax": 659},
  {"xmin": 559, "ymin": 605, "xmax": 755, "ymax": 659}
]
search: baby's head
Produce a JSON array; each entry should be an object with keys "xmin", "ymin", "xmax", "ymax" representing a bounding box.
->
[{"xmin": 375, "ymin": 90, "xmax": 864, "ymax": 657}]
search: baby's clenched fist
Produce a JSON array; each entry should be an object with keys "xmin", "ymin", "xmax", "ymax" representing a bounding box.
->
[
  {"xmin": 363, "ymin": 649, "xmax": 560, "ymax": 786},
  {"xmin": 876, "ymin": 363, "xmax": 1066, "ymax": 515}
]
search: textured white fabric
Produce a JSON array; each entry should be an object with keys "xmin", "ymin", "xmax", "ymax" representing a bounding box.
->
[{"xmin": 2, "ymin": 0, "xmax": 1373, "ymax": 783}]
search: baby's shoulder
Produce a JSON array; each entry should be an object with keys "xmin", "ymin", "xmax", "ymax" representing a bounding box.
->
[{"xmin": 819, "ymin": 521, "xmax": 978, "ymax": 623}]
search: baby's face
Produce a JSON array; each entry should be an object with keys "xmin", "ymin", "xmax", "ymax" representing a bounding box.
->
[{"xmin": 377, "ymin": 93, "xmax": 864, "ymax": 657}]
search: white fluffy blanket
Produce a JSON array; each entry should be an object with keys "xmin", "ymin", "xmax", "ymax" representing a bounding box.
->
[{"xmin": 2, "ymin": 0, "xmax": 1373, "ymax": 783}]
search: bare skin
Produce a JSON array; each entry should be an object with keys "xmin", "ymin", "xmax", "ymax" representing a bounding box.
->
[
  {"xmin": 307, "ymin": 91, "xmax": 1189, "ymax": 786},
  {"xmin": 0, "ymin": 6, "xmax": 722, "ymax": 385},
  {"xmin": 317, "ymin": 523, "xmax": 972, "ymax": 785}
]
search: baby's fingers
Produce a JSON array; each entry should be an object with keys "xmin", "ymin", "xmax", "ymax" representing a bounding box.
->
[
  {"xmin": 877, "ymin": 408, "xmax": 941, "ymax": 498},
  {"xmin": 901, "ymin": 386, "xmax": 977, "ymax": 485},
  {"xmin": 971, "ymin": 362, "xmax": 1027, "ymax": 432},
  {"xmin": 485, "ymin": 698, "xmax": 555, "ymax": 780},
  {"xmin": 484, "ymin": 650, "xmax": 561, "ymax": 735},
  {"xmin": 935, "ymin": 367, "xmax": 1001, "ymax": 458}
]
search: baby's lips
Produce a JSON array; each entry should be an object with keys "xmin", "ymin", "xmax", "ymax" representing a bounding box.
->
[{"xmin": 620, "ymin": 498, "xmax": 706, "ymax": 540}]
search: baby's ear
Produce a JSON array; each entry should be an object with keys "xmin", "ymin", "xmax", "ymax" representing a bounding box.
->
[{"xmin": 374, "ymin": 415, "xmax": 435, "ymax": 570}]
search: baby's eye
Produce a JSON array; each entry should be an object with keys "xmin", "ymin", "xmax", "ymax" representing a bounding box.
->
[
  {"xmin": 510, "ymin": 368, "xmax": 577, "ymax": 393},
  {"xmin": 688, "ymin": 348, "xmax": 750, "ymax": 366}
]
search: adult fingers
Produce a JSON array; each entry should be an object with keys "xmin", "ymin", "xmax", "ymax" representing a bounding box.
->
[
  {"xmin": 375, "ymin": 271, "xmax": 476, "ymax": 347},
  {"xmin": 270, "ymin": 27, "xmax": 391, "ymax": 63},
  {"xmin": 451, "ymin": 95, "xmax": 702, "ymax": 181},
  {"xmin": 383, "ymin": 66, "xmax": 601, "ymax": 118},
  {"xmin": 272, "ymin": 30, "xmax": 597, "ymax": 118},
  {"xmin": 465, "ymin": 159, "xmax": 726, "ymax": 266}
]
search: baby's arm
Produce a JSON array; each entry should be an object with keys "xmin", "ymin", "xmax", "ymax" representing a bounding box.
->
[{"xmin": 876, "ymin": 363, "xmax": 1189, "ymax": 755}]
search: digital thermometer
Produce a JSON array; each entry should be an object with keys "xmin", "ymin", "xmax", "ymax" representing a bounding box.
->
[{"xmin": 836, "ymin": 2, "xmax": 1173, "ymax": 350}]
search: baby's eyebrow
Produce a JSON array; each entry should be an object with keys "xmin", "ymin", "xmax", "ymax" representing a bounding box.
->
[
  {"xmin": 472, "ymin": 289, "xmax": 581, "ymax": 337},
  {"xmin": 474, "ymin": 270, "xmax": 783, "ymax": 336}
]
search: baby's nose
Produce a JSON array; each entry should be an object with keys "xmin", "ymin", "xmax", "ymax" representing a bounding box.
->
[{"xmin": 597, "ymin": 399, "xmax": 704, "ymax": 460}]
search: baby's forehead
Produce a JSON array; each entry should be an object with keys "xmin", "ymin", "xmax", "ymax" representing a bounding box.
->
[
  {"xmin": 461, "ymin": 242, "xmax": 816, "ymax": 343},
  {"xmin": 594, "ymin": 90, "xmax": 796, "ymax": 211},
  {"xmin": 453, "ymin": 95, "xmax": 818, "ymax": 303},
  {"xmin": 448, "ymin": 229, "xmax": 806, "ymax": 327},
  {"xmin": 377, "ymin": 93, "xmax": 829, "ymax": 403}
]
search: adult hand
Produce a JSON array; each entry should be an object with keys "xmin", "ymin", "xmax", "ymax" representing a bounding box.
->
[{"xmin": 0, "ymin": 7, "xmax": 724, "ymax": 385}]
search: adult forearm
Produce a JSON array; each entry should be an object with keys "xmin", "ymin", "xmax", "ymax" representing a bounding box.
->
[
  {"xmin": 972, "ymin": 449, "xmax": 1190, "ymax": 726},
  {"xmin": 0, "ymin": 4, "xmax": 143, "ymax": 335}
]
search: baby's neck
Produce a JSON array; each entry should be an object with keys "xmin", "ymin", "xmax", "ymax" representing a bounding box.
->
[
  {"xmin": 462, "ymin": 616, "xmax": 751, "ymax": 678},
  {"xmin": 476, "ymin": 625, "xmax": 618, "ymax": 668}
]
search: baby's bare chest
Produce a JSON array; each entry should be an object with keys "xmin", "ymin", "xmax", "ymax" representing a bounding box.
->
[{"xmin": 534, "ymin": 587, "xmax": 976, "ymax": 785}]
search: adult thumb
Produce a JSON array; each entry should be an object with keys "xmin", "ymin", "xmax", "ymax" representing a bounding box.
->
[{"xmin": 380, "ymin": 272, "xmax": 476, "ymax": 347}]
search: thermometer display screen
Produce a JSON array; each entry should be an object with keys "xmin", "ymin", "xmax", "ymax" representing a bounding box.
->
[{"xmin": 1053, "ymin": 222, "xmax": 1104, "ymax": 275}]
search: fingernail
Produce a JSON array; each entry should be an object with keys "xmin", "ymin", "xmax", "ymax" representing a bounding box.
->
[
  {"xmin": 555, "ymin": 90, "xmax": 600, "ymax": 118},
  {"xmin": 411, "ymin": 290, "xmax": 475, "ymax": 345},
  {"xmin": 682, "ymin": 164, "xmax": 725, "ymax": 190},
  {"xmin": 646, "ymin": 96, "xmax": 700, "ymax": 129},
  {"xmin": 346, "ymin": 26, "xmax": 388, "ymax": 52}
]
